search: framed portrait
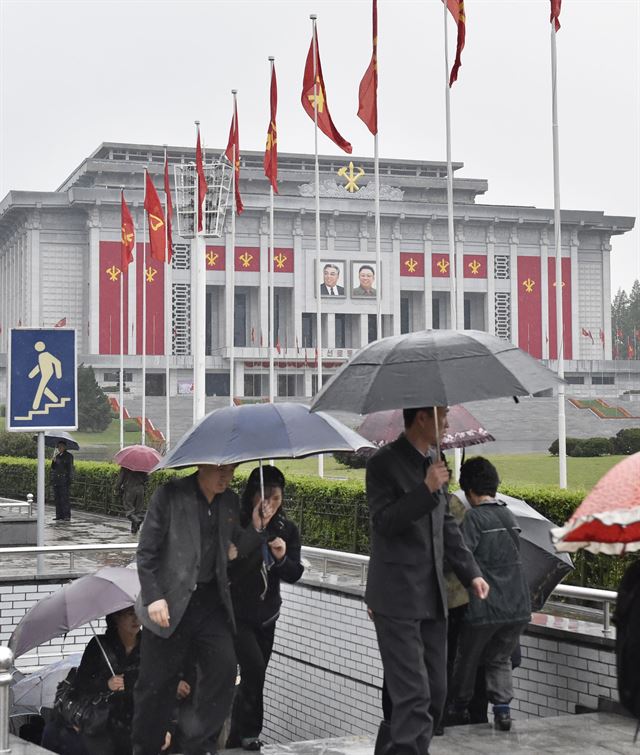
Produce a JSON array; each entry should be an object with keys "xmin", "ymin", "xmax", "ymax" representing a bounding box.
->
[
  {"xmin": 318, "ymin": 260, "xmax": 347, "ymax": 298},
  {"xmin": 351, "ymin": 261, "xmax": 378, "ymax": 298}
]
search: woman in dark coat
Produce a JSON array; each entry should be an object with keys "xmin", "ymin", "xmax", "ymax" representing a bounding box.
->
[{"xmin": 226, "ymin": 465, "xmax": 304, "ymax": 751}]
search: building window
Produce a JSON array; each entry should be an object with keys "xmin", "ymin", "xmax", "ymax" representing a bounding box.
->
[
  {"xmin": 494, "ymin": 292, "xmax": 511, "ymax": 340},
  {"xmin": 400, "ymin": 297, "xmax": 410, "ymax": 334},
  {"xmin": 302, "ymin": 313, "xmax": 315, "ymax": 347},
  {"xmin": 278, "ymin": 374, "xmax": 299, "ymax": 397},
  {"xmin": 172, "ymin": 283, "xmax": 191, "ymax": 355},
  {"xmin": 368, "ymin": 314, "xmax": 378, "ymax": 343},
  {"xmin": 494, "ymin": 255, "xmax": 510, "ymax": 280},
  {"xmin": 103, "ymin": 371, "xmax": 132, "ymax": 383},
  {"xmin": 464, "ymin": 298, "xmax": 471, "ymax": 330},
  {"xmin": 335, "ymin": 314, "xmax": 346, "ymax": 348},
  {"xmin": 171, "ymin": 243, "xmax": 190, "ymax": 270},
  {"xmin": 565, "ymin": 375, "xmax": 585, "ymax": 385},
  {"xmin": 432, "ymin": 298, "xmax": 440, "ymax": 329},
  {"xmin": 592, "ymin": 375, "xmax": 615, "ymax": 385},
  {"xmin": 244, "ymin": 373, "xmax": 267, "ymax": 397},
  {"xmin": 234, "ymin": 293, "xmax": 247, "ymax": 347}
]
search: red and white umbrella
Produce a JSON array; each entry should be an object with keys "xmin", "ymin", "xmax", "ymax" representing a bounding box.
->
[
  {"xmin": 113, "ymin": 444, "xmax": 162, "ymax": 473},
  {"xmin": 552, "ymin": 452, "xmax": 640, "ymax": 554}
]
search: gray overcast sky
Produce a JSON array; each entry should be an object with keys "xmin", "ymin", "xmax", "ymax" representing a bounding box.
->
[{"xmin": 1, "ymin": 0, "xmax": 638, "ymax": 298}]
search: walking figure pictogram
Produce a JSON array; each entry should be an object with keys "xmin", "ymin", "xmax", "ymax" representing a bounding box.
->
[{"xmin": 28, "ymin": 340, "xmax": 62, "ymax": 410}]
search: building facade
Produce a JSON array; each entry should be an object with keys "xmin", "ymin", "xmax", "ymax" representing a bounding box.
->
[{"xmin": 0, "ymin": 142, "xmax": 635, "ymax": 401}]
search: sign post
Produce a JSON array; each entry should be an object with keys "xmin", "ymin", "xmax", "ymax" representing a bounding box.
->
[{"xmin": 7, "ymin": 329, "xmax": 77, "ymax": 574}]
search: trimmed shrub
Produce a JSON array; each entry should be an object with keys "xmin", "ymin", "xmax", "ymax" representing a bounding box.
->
[
  {"xmin": 612, "ymin": 428, "xmax": 640, "ymax": 455},
  {"xmin": 123, "ymin": 419, "xmax": 139, "ymax": 433},
  {"xmin": 548, "ymin": 437, "xmax": 581, "ymax": 456},
  {"xmin": 0, "ymin": 432, "xmax": 38, "ymax": 459},
  {"xmin": 333, "ymin": 448, "xmax": 376, "ymax": 469},
  {"xmin": 572, "ymin": 437, "xmax": 614, "ymax": 457}
]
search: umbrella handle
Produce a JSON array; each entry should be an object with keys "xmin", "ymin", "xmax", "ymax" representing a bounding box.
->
[
  {"xmin": 434, "ymin": 407, "xmax": 441, "ymax": 460},
  {"xmin": 89, "ymin": 624, "xmax": 116, "ymax": 677}
]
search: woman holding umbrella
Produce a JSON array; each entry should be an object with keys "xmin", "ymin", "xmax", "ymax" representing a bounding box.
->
[{"xmin": 226, "ymin": 466, "xmax": 304, "ymax": 751}]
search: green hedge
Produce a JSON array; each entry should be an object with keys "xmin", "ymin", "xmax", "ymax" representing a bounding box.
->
[{"xmin": 0, "ymin": 457, "xmax": 630, "ymax": 591}]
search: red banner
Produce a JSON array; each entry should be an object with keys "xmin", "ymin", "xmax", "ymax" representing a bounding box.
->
[
  {"xmin": 517, "ymin": 256, "xmax": 542, "ymax": 359},
  {"xmin": 235, "ymin": 246, "xmax": 260, "ymax": 272},
  {"xmin": 357, "ymin": 0, "xmax": 378, "ymax": 135},
  {"xmin": 463, "ymin": 254, "xmax": 487, "ymax": 279},
  {"xmin": 136, "ymin": 247, "xmax": 165, "ymax": 355},
  {"xmin": 400, "ymin": 252, "xmax": 424, "ymax": 277},
  {"xmin": 272, "ymin": 248, "xmax": 294, "ymax": 273},
  {"xmin": 264, "ymin": 64, "xmax": 278, "ymax": 193},
  {"xmin": 547, "ymin": 257, "xmax": 572, "ymax": 359},
  {"xmin": 99, "ymin": 241, "xmax": 130, "ymax": 355},
  {"xmin": 432, "ymin": 254, "xmax": 451, "ymax": 278},
  {"xmin": 205, "ymin": 245, "xmax": 225, "ymax": 271}
]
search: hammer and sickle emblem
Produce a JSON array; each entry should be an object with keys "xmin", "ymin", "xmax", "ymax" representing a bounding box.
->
[
  {"xmin": 148, "ymin": 214, "xmax": 164, "ymax": 232},
  {"xmin": 106, "ymin": 265, "xmax": 121, "ymax": 282},
  {"xmin": 146, "ymin": 266, "xmax": 157, "ymax": 283},
  {"xmin": 266, "ymin": 124, "xmax": 277, "ymax": 150},
  {"xmin": 206, "ymin": 252, "xmax": 219, "ymax": 268},
  {"xmin": 337, "ymin": 162, "xmax": 365, "ymax": 193},
  {"xmin": 239, "ymin": 252, "xmax": 253, "ymax": 268},
  {"xmin": 307, "ymin": 77, "xmax": 325, "ymax": 113},
  {"xmin": 468, "ymin": 259, "xmax": 481, "ymax": 275},
  {"xmin": 274, "ymin": 253, "xmax": 287, "ymax": 269},
  {"xmin": 121, "ymin": 227, "xmax": 133, "ymax": 246},
  {"xmin": 436, "ymin": 258, "xmax": 449, "ymax": 275},
  {"xmin": 405, "ymin": 258, "xmax": 418, "ymax": 274},
  {"xmin": 522, "ymin": 278, "xmax": 535, "ymax": 294}
]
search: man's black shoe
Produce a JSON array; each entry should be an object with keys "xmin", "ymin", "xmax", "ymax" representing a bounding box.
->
[
  {"xmin": 444, "ymin": 705, "xmax": 470, "ymax": 727},
  {"xmin": 493, "ymin": 705, "xmax": 512, "ymax": 731}
]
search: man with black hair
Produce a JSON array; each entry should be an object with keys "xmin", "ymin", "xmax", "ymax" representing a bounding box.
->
[
  {"xmin": 447, "ymin": 457, "xmax": 531, "ymax": 732},
  {"xmin": 365, "ymin": 406, "xmax": 489, "ymax": 755}
]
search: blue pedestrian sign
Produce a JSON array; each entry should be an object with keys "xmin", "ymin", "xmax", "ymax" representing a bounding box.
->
[{"xmin": 7, "ymin": 328, "xmax": 78, "ymax": 431}]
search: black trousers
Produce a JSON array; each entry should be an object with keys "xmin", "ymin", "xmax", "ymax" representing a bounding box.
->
[
  {"xmin": 132, "ymin": 586, "xmax": 236, "ymax": 755},
  {"xmin": 374, "ymin": 613, "xmax": 447, "ymax": 755},
  {"xmin": 53, "ymin": 483, "xmax": 71, "ymax": 519},
  {"xmin": 227, "ymin": 620, "xmax": 276, "ymax": 746}
]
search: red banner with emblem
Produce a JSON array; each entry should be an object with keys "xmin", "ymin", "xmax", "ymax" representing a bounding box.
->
[
  {"xmin": 547, "ymin": 257, "xmax": 572, "ymax": 360},
  {"xmin": 205, "ymin": 245, "xmax": 226, "ymax": 271},
  {"xmin": 272, "ymin": 248, "xmax": 294, "ymax": 273},
  {"xmin": 235, "ymin": 246, "xmax": 260, "ymax": 272},
  {"xmin": 99, "ymin": 241, "xmax": 130, "ymax": 355},
  {"xmin": 400, "ymin": 253, "xmax": 424, "ymax": 277},
  {"xmin": 431, "ymin": 254, "xmax": 451, "ymax": 278},
  {"xmin": 463, "ymin": 254, "xmax": 487, "ymax": 279},
  {"xmin": 136, "ymin": 249, "xmax": 164, "ymax": 355},
  {"xmin": 517, "ymin": 256, "xmax": 542, "ymax": 358}
]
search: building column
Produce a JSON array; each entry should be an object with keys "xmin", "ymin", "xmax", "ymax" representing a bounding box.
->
[
  {"xmin": 87, "ymin": 208, "xmax": 101, "ymax": 354},
  {"xmin": 392, "ymin": 217, "xmax": 402, "ymax": 335},
  {"xmin": 259, "ymin": 213, "xmax": 269, "ymax": 348},
  {"xmin": 601, "ymin": 239, "xmax": 613, "ymax": 359},
  {"xmin": 292, "ymin": 213, "xmax": 304, "ymax": 350},
  {"xmin": 455, "ymin": 222, "xmax": 464, "ymax": 328},
  {"xmin": 423, "ymin": 222, "xmax": 433, "ymax": 329},
  {"xmin": 224, "ymin": 218, "xmax": 233, "ymax": 351},
  {"xmin": 26, "ymin": 211, "xmax": 41, "ymax": 327},
  {"xmin": 326, "ymin": 313, "xmax": 336, "ymax": 349},
  {"xmin": 540, "ymin": 226, "xmax": 550, "ymax": 359},
  {"xmin": 509, "ymin": 225, "xmax": 519, "ymax": 346},
  {"xmin": 570, "ymin": 228, "xmax": 580, "ymax": 361},
  {"xmin": 359, "ymin": 313, "xmax": 369, "ymax": 348},
  {"xmin": 234, "ymin": 359, "xmax": 245, "ymax": 397},
  {"xmin": 486, "ymin": 223, "xmax": 496, "ymax": 336}
]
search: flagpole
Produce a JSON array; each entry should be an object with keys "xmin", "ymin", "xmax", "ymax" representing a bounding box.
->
[
  {"xmin": 374, "ymin": 135, "xmax": 382, "ymax": 339},
  {"xmin": 163, "ymin": 146, "xmax": 171, "ymax": 450},
  {"xmin": 141, "ymin": 171, "xmax": 147, "ymax": 446},
  {"xmin": 551, "ymin": 21, "xmax": 567, "ymax": 488},
  {"xmin": 311, "ymin": 14, "xmax": 324, "ymax": 479},
  {"xmin": 443, "ymin": 1, "xmax": 457, "ymax": 332},
  {"xmin": 194, "ymin": 122, "xmax": 206, "ymax": 423},
  {"xmin": 119, "ymin": 202, "xmax": 125, "ymax": 450},
  {"xmin": 230, "ymin": 90, "xmax": 238, "ymax": 407},
  {"xmin": 269, "ymin": 58, "xmax": 276, "ymax": 404}
]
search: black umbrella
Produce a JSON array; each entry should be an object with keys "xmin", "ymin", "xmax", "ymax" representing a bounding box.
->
[
  {"xmin": 310, "ymin": 329, "xmax": 562, "ymax": 415},
  {"xmin": 33, "ymin": 431, "xmax": 80, "ymax": 451},
  {"xmin": 453, "ymin": 491, "xmax": 573, "ymax": 611}
]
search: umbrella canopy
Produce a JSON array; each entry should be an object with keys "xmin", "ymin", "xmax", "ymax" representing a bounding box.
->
[
  {"xmin": 454, "ymin": 491, "xmax": 573, "ymax": 611},
  {"xmin": 551, "ymin": 452, "xmax": 640, "ymax": 554},
  {"xmin": 154, "ymin": 402, "xmax": 374, "ymax": 470},
  {"xmin": 9, "ymin": 566, "xmax": 139, "ymax": 659},
  {"xmin": 33, "ymin": 431, "xmax": 80, "ymax": 451},
  {"xmin": 310, "ymin": 329, "xmax": 562, "ymax": 415},
  {"xmin": 11, "ymin": 653, "xmax": 82, "ymax": 716},
  {"xmin": 357, "ymin": 405, "xmax": 495, "ymax": 449},
  {"xmin": 114, "ymin": 444, "xmax": 162, "ymax": 473}
]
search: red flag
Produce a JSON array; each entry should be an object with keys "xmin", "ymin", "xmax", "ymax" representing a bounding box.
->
[
  {"xmin": 260, "ymin": 330, "xmax": 264, "ymax": 347},
  {"xmin": 164, "ymin": 155, "xmax": 174, "ymax": 263},
  {"xmin": 628, "ymin": 338, "xmax": 634, "ymax": 359},
  {"xmin": 613, "ymin": 344, "xmax": 619, "ymax": 359},
  {"xmin": 301, "ymin": 28, "xmax": 352, "ymax": 153},
  {"xmin": 144, "ymin": 171, "xmax": 167, "ymax": 263},
  {"xmin": 357, "ymin": 0, "xmax": 378, "ymax": 135},
  {"xmin": 225, "ymin": 99, "xmax": 244, "ymax": 214},
  {"xmin": 581, "ymin": 327, "xmax": 594, "ymax": 344},
  {"xmin": 599, "ymin": 328, "xmax": 605, "ymax": 345},
  {"xmin": 295, "ymin": 335, "xmax": 300, "ymax": 354},
  {"xmin": 54, "ymin": 318, "xmax": 67, "ymax": 328},
  {"xmin": 276, "ymin": 338, "xmax": 281, "ymax": 355},
  {"xmin": 251, "ymin": 326, "xmax": 256, "ymax": 344},
  {"xmin": 121, "ymin": 191, "xmax": 135, "ymax": 269},
  {"xmin": 264, "ymin": 63, "xmax": 278, "ymax": 193},
  {"xmin": 195, "ymin": 126, "xmax": 207, "ymax": 232},
  {"xmin": 616, "ymin": 327, "xmax": 623, "ymax": 340},
  {"xmin": 550, "ymin": 0, "xmax": 561, "ymax": 32},
  {"xmin": 445, "ymin": 0, "xmax": 466, "ymax": 86}
]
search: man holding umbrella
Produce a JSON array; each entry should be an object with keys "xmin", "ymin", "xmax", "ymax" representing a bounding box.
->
[{"xmin": 365, "ymin": 406, "xmax": 489, "ymax": 755}]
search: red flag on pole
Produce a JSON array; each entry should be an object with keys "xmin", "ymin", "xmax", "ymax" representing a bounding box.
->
[
  {"xmin": 302, "ymin": 27, "xmax": 352, "ymax": 153},
  {"xmin": 628, "ymin": 337, "xmax": 634, "ymax": 359},
  {"xmin": 164, "ymin": 155, "xmax": 174, "ymax": 263},
  {"xmin": 144, "ymin": 171, "xmax": 167, "ymax": 263},
  {"xmin": 225, "ymin": 99, "xmax": 244, "ymax": 214},
  {"xmin": 581, "ymin": 327, "xmax": 594, "ymax": 344},
  {"xmin": 276, "ymin": 338, "xmax": 281, "ymax": 355},
  {"xmin": 357, "ymin": 0, "xmax": 378, "ymax": 135},
  {"xmin": 195, "ymin": 126, "xmax": 207, "ymax": 233},
  {"xmin": 550, "ymin": 0, "xmax": 561, "ymax": 31},
  {"xmin": 121, "ymin": 191, "xmax": 135, "ymax": 269},
  {"xmin": 444, "ymin": 0, "xmax": 466, "ymax": 87},
  {"xmin": 264, "ymin": 63, "xmax": 279, "ymax": 193},
  {"xmin": 54, "ymin": 318, "xmax": 67, "ymax": 328},
  {"xmin": 616, "ymin": 327, "xmax": 623, "ymax": 340},
  {"xmin": 599, "ymin": 328, "xmax": 605, "ymax": 345}
]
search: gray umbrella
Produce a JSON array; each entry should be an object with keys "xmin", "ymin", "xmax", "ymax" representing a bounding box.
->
[
  {"xmin": 10, "ymin": 653, "xmax": 82, "ymax": 716},
  {"xmin": 155, "ymin": 402, "xmax": 374, "ymax": 470},
  {"xmin": 32, "ymin": 431, "xmax": 80, "ymax": 451},
  {"xmin": 310, "ymin": 329, "xmax": 563, "ymax": 415}
]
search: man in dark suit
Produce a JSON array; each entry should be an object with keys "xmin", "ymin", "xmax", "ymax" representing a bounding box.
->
[
  {"xmin": 132, "ymin": 464, "xmax": 268, "ymax": 755},
  {"xmin": 51, "ymin": 440, "xmax": 74, "ymax": 521},
  {"xmin": 320, "ymin": 263, "xmax": 344, "ymax": 296},
  {"xmin": 366, "ymin": 407, "xmax": 489, "ymax": 755}
]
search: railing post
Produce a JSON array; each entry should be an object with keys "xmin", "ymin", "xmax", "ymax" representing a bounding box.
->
[
  {"xmin": 26, "ymin": 493, "xmax": 34, "ymax": 518},
  {"xmin": 0, "ymin": 645, "xmax": 14, "ymax": 754},
  {"xmin": 603, "ymin": 600, "xmax": 612, "ymax": 635}
]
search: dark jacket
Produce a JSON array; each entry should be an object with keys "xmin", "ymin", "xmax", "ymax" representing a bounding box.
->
[
  {"xmin": 135, "ymin": 473, "xmax": 263, "ymax": 638},
  {"xmin": 51, "ymin": 450, "xmax": 74, "ymax": 486},
  {"xmin": 117, "ymin": 469, "xmax": 147, "ymax": 493},
  {"xmin": 365, "ymin": 434, "xmax": 481, "ymax": 620},
  {"xmin": 74, "ymin": 628, "xmax": 139, "ymax": 732},
  {"xmin": 461, "ymin": 500, "xmax": 531, "ymax": 626},
  {"xmin": 229, "ymin": 514, "xmax": 304, "ymax": 627}
]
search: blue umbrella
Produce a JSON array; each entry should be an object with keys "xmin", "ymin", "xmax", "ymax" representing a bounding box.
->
[{"xmin": 154, "ymin": 402, "xmax": 374, "ymax": 470}]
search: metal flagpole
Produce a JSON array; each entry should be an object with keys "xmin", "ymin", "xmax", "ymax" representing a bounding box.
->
[
  {"xmin": 311, "ymin": 14, "xmax": 324, "ymax": 478},
  {"xmin": 269, "ymin": 59, "xmax": 276, "ymax": 404},
  {"xmin": 551, "ymin": 22, "xmax": 567, "ymax": 488},
  {"xmin": 230, "ymin": 90, "xmax": 238, "ymax": 407},
  {"xmin": 163, "ymin": 146, "xmax": 171, "ymax": 450},
  {"xmin": 443, "ymin": 1, "xmax": 457, "ymax": 332},
  {"xmin": 141, "ymin": 172, "xmax": 147, "ymax": 445},
  {"xmin": 193, "ymin": 122, "xmax": 206, "ymax": 423},
  {"xmin": 119, "ymin": 246, "xmax": 125, "ymax": 450},
  {"xmin": 374, "ymin": 135, "xmax": 382, "ymax": 339}
]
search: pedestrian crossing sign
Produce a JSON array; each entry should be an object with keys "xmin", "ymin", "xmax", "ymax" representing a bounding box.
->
[{"xmin": 7, "ymin": 328, "xmax": 78, "ymax": 431}]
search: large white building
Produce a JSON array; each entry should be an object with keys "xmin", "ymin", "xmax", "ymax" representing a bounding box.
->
[{"xmin": 0, "ymin": 142, "xmax": 635, "ymax": 401}]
